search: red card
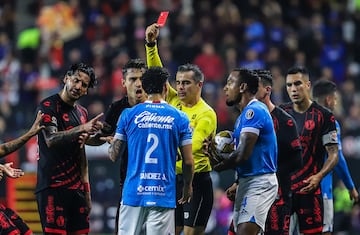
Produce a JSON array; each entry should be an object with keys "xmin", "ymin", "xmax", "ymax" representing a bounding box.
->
[{"xmin": 157, "ymin": 11, "xmax": 169, "ymax": 27}]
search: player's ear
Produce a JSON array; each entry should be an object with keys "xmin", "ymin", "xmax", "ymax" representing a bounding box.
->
[
  {"xmin": 266, "ymin": 86, "xmax": 272, "ymax": 95},
  {"xmin": 239, "ymin": 83, "xmax": 247, "ymax": 92},
  {"xmin": 122, "ymin": 78, "xmax": 126, "ymax": 87},
  {"xmin": 63, "ymin": 75, "xmax": 69, "ymax": 84}
]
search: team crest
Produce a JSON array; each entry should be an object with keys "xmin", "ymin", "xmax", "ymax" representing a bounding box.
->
[
  {"xmin": 304, "ymin": 120, "xmax": 315, "ymax": 130},
  {"xmin": 245, "ymin": 109, "xmax": 254, "ymax": 119}
]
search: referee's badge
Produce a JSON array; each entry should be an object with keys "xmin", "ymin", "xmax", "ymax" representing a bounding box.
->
[{"xmin": 245, "ymin": 109, "xmax": 254, "ymax": 119}]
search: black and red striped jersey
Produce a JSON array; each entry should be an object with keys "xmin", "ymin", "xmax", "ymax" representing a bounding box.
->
[
  {"xmin": 280, "ymin": 101, "xmax": 337, "ymax": 194},
  {"xmin": 36, "ymin": 94, "xmax": 88, "ymax": 193},
  {"xmin": 271, "ymin": 106, "xmax": 302, "ymax": 198}
]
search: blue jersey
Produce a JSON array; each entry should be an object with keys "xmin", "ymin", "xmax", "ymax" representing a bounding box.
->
[
  {"xmin": 233, "ymin": 100, "xmax": 277, "ymax": 177},
  {"xmin": 114, "ymin": 101, "xmax": 192, "ymax": 208},
  {"xmin": 321, "ymin": 120, "xmax": 355, "ymax": 199}
]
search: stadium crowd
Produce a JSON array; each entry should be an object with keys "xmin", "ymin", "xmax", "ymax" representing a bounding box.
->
[{"xmin": 1, "ymin": 0, "xmax": 360, "ymax": 234}]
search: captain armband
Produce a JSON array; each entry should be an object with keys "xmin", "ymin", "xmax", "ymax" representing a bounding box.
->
[{"xmin": 322, "ymin": 130, "xmax": 338, "ymax": 145}]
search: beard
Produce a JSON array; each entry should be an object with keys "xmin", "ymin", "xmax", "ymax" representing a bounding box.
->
[{"xmin": 226, "ymin": 95, "xmax": 241, "ymax": 107}]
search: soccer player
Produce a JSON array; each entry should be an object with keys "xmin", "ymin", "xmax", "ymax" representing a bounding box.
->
[
  {"xmin": 85, "ymin": 58, "xmax": 147, "ymax": 233},
  {"xmin": 254, "ymin": 69, "xmax": 303, "ymax": 235},
  {"xmin": 311, "ymin": 79, "xmax": 359, "ymax": 235},
  {"xmin": 36, "ymin": 63, "xmax": 104, "ymax": 234},
  {"xmin": 145, "ymin": 23, "xmax": 217, "ymax": 235},
  {"xmin": 213, "ymin": 68, "xmax": 278, "ymax": 235},
  {"xmin": 0, "ymin": 110, "xmax": 44, "ymax": 235},
  {"xmin": 108, "ymin": 66, "xmax": 194, "ymax": 235},
  {"xmin": 280, "ymin": 66, "xmax": 339, "ymax": 235}
]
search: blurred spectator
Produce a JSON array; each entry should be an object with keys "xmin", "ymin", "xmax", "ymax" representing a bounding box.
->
[
  {"xmin": 193, "ymin": 42, "xmax": 225, "ymax": 89},
  {"xmin": 239, "ymin": 48, "xmax": 265, "ymax": 70},
  {"xmin": 2, "ymin": 1, "xmax": 360, "ymax": 233}
]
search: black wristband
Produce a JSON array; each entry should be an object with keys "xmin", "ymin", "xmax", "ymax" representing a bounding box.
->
[{"xmin": 145, "ymin": 41, "xmax": 156, "ymax": 47}]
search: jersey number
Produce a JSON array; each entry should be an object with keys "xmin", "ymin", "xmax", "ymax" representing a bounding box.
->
[{"xmin": 145, "ymin": 133, "xmax": 158, "ymax": 164}]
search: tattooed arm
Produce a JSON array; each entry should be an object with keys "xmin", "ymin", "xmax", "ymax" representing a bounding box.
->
[
  {"xmin": 108, "ymin": 139, "xmax": 127, "ymax": 163},
  {"xmin": 43, "ymin": 113, "xmax": 104, "ymax": 148},
  {"xmin": 300, "ymin": 143, "xmax": 339, "ymax": 193},
  {"xmin": 0, "ymin": 111, "xmax": 44, "ymax": 158}
]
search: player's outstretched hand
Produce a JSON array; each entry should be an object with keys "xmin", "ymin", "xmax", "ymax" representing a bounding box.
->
[
  {"xmin": 27, "ymin": 110, "xmax": 45, "ymax": 137},
  {"xmin": 145, "ymin": 23, "xmax": 159, "ymax": 43},
  {"xmin": 82, "ymin": 113, "xmax": 104, "ymax": 135},
  {"xmin": 300, "ymin": 173, "xmax": 321, "ymax": 193},
  {"xmin": 2, "ymin": 162, "xmax": 24, "ymax": 178},
  {"xmin": 99, "ymin": 136, "xmax": 113, "ymax": 144}
]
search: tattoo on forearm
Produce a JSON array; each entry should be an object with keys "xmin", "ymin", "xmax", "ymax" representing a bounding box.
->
[
  {"xmin": 109, "ymin": 139, "xmax": 121, "ymax": 160},
  {"xmin": 1, "ymin": 137, "xmax": 27, "ymax": 157},
  {"xmin": 45, "ymin": 126, "xmax": 82, "ymax": 146}
]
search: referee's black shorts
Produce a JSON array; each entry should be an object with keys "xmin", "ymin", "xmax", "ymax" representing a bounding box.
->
[{"xmin": 175, "ymin": 172, "xmax": 213, "ymax": 227}]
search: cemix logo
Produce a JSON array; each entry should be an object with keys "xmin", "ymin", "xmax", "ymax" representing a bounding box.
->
[{"xmin": 137, "ymin": 185, "xmax": 165, "ymax": 193}]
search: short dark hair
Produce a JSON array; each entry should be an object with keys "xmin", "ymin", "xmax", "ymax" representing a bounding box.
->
[
  {"xmin": 66, "ymin": 63, "xmax": 97, "ymax": 88},
  {"xmin": 233, "ymin": 68, "xmax": 259, "ymax": 94},
  {"xmin": 177, "ymin": 63, "xmax": 204, "ymax": 83},
  {"xmin": 122, "ymin": 58, "xmax": 147, "ymax": 76},
  {"xmin": 141, "ymin": 66, "xmax": 170, "ymax": 94},
  {"xmin": 254, "ymin": 69, "xmax": 273, "ymax": 86},
  {"xmin": 286, "ymin": 66, "xmax": 310, "ymax": 77},
  {"xmin": 312, "ymin": 80, "xmax": 337, "ymax": 100}
]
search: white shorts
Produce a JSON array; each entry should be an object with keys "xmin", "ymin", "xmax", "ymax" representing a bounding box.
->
[
  {"xmin": 322, "ymin": 195, "xmax": 334, "ymax": 232},
  {"xmin": 117, "ymin": 205, "xmax": 175, "ymax": 235},
  {"xmin": 233, "ymin": 173, "xmax": 278, "ymax": 233}
]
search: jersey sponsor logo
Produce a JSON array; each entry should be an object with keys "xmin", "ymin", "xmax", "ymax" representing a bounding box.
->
[
  {"xmin": 245, "ymin": 109, "xmax": 254, "ymax": 119},
  {"xmin": 135, "ymin": 111, "xmax": 175, "ymax": 124},
  {"xmin": 134, "ymin": 111, "xmax": 175, "ymax": 130},
  {"xmin": 140, "ymin": 172, "xmax": 167, "ymax": 180},
  {"xmin": 137, "ymin": 184, "xmax": 165, "ymax": 193},
  {"xmin": 46, "ymin": 195, "xmax": 55, "ymax": 224},
  {"xmin": 304, "ymin": 120, "xmax": 315, "ymax": 130}
]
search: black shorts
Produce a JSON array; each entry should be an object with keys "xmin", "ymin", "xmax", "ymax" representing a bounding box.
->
[
  {"xmin": 0, "ymin": 204, "xmax": 32, "ymax": 235},
  {"xmin": 175, "ymin": 172, "xmax": 213, "ymax": 227},
  {"xmin": 264, "ymin": 188, "xmax": 292, "ymax": 235},
  {"xmin": 292, "ymin": 193, "xmax": 323, "ymax": 234},
  {"xmin": 36, "ymin": 188, "xmax": 89, "ymax": 234}
]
